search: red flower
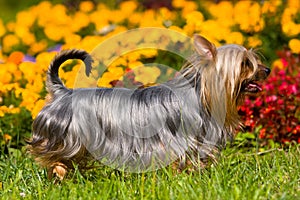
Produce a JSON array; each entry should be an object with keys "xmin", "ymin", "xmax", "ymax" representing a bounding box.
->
[
  {"xmin": 259, "ymin": 128, "xmax": 266, "ymax": 139},
  {"xmin": 281, "ymin": 58, "xmax": 288, "ymax": 67},
  {"xmin": 266, "ymin": 95, "xmax": 277, "ymax": 103}
]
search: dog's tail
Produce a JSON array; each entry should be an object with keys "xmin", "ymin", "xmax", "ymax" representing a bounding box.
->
[{"xmin": 47, "ymin": 49, "xmax": 93, "ymax": 94}]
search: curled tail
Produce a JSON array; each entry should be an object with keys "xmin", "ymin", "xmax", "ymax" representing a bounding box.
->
[{"xmin": 47, "ymin": 49, "xmax": 93, "ymax": 94}]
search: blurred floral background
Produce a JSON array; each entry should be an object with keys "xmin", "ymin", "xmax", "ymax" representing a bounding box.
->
[{"xmin": 0, "ymin": 0, "xmax": 299, "ymax": 152}]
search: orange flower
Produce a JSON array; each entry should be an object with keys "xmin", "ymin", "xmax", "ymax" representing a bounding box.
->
[
  {"xmin": 7, "ymin": 51, "xmax": 24, "ymax": 65},
  {"xmin": 3, "ymin": 134, "xmax": 12, "ymax": 143}
]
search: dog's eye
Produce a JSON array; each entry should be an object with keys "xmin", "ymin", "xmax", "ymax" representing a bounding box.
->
[
  {"xmin": 242, "ymin": 59, "xmax": 249, "ymax": 67},
  {"xmin": 242, "ymin": 59, "xmax": 253, "ymax": 70}
]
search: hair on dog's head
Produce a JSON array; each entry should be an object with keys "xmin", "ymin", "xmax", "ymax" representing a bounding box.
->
[{"xmin": 181, "ymin": 35, "xmax": 270, "ymax": 131}]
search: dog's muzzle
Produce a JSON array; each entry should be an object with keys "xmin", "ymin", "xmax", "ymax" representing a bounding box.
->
[{"xmin": 243, "ymin": 64, "xmax": 271, "ymax": 93}]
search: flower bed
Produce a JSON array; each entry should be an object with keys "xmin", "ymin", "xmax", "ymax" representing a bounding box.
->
[{"xmin": 240, "ymin": 50, "xmax": 300, "ymax": 146}]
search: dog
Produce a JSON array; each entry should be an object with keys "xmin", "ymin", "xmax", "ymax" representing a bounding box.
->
[{"xmin": 28, "ymin": 34, "xmax": 270, "ymax": 180}]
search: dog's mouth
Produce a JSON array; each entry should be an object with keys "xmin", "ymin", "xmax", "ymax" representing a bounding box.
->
[{"xmin": 243, "ymin": 81, "xmax": 263, "ymax": 93}]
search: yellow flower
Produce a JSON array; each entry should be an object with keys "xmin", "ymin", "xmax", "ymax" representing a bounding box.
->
[
  {"xmin": 1, "ymin": 83, "xmax": 18, "ymax": 93},
  {"xmin": 29, "ymin": 40, "xmax": 47, "ymax": 54},
  {"xmin": 6, "ymin": 61, "xmax": 18, "ymax": 73},
  {"xmin": 97, "ymin": 72, "xmax": 114, "ymax": 88},
  {"xmin": 109, "ymin": 66, "xmax": 124, "ymax": 78},
  {"xmin": 226, "ymin": 32, "xmax": 244, "ymax": 45},
  {"xmin": 44, "ymin": 24, "xmax": 71, "ymax": 42},
  {"xmin": 22, "ymin": 32, "xmax": 36, "ymax": 46},
  {"xmin": 16, "ymin": 10, "xmax": 36, "ymax": 27},
  {"xmin": 70, "ymin": 11, "xmax": 90, "ymax": 32},
  {"xmin": 0, "ymin": 64, "xmax": 12, "ymax": 84},
  {"xmin": 172, "ymin": 0, "xmax": 186, "ymax": 8},
  {"xmin": 31, "ymin": 99, "xmax": 45, "ymax": 119},
  {"xmin": 136, "ymin": 49, "xmax": 158, "ymax": 59},
  {"xmin": 0, "ymin": 105, "xmax": 20, "ymax": 117},
  {"xmin": 13, "ymin": 86, "xmax": 23, "ymax": 99},
  {"xmin": 0, "ymin": 19, "xmax": 6, "ymax": 37},
  {"xmin": 281, "ymin": 6, "xmax": 300, "ymax": 36},
  {"xmin": 168, "ymin": 26, "xmax": 185, "ymax": 34},
  {"xmin": 34, "ymin": 1, "xmax": 52, "ymax": 26},
  {"xmin": 120, "ymin": 0, "xmax": 138, "ymax": 16},
  {"xmin": 199, "ymin": 20, "xmax": 229, "ymax": 42},
  {"xmin": 134, "ymin": 66, "xmax": 161, "ymax": 85},
  {"xmin": 64, "ymin": 34, "xmax": 82, "ymax": 47},
  {"xmin": 289, "ymin": 39, "xmax": 300, "ymax": 54},
  {"xmin": 184, "ymin": 11, "xmax": 204, "ymax": 30},
  {"xmin": 109, "ymin": 10, "xmax": 127, "ymax": 24},
  {"xmin": 128, "ymin": 61, "xmax": 144, "ymax": 69},
  {"xmin": 0, "ymin": 49, "xmax": 3, "ymax": 62},
  {"xmin": 124, "ymin": 51, "xmax": 143, "ymax": 63},
  {"xmin": 128, "ymin": 12, "xmax": 143, "ymax": 25},
  {"xmin": 6, "ymin": 22, "xmax": 15, "ymax": 32},
  {"xmin": 79, "ymin": 1, "xmax": 95, "ymax": 12},
  {"xmin": 2, "ymin": 34, "xmax": 20, "ymax": 52},
  {"xmin": 272, "ymin": 59, "xmax": 285, "ymax": 70},
  {"xmin": 97, "ymin": 66, "xmax": 124, "ymax": 88},
  {"xmin": 19, "ymin": 62, "xmax": 37, "ymax": 83},
  {"xmin": 247, "ymin": 36, "xmax": 262, "ymax": 48},
  {"xmin": 208, "ymin": 1, "xmax": 234, "ymax": 27},
  {"xmin": 288, "ymin": 0, "xmax": 300, "ymax": 9},
  {"xmin": 282, "ymin": 22, "xmax": 300, "ymax": 37},
  {"xmin": 139, "ymin": 10, "xmax": 164, "ymax": 27},
  {"xmin": 109, "ymin": 57, "xmax": 128, "ymax": 68},
  {"xmin": 26, "ymin": 75, "xmax": 44, "ymax": 93},
  {"xmin": 20, "ymin": 90, "xmax": 40, "ymax": 112},
  {"xmin": 72, "ymin": 63, "xmax": 99, "ymax": 88},
  {"xmin": 182, "ymin": 1, "xmax": 198, "ymax": 16},
  {"xmin": 233, "ymin": 1, "xmax": 263, "ymax": 33},
  {"xmin": 79, "ymin": 35, "xmax": 104, "ymax": 52},
  {"xmin": 3, "ymin": 62, "xmax": 22, "ymax": 82},
  {"xmin": 262, "ymin": 0, "xmax": 281, "ymax": 14},
  {"xmin": 50, "ymin": 4, "xmax": 70, "ymax": 25},
  {"xmin": 183, "ymin": 6, "xmax": 200, "ymax": 20},
  {"xmin": 35, "ymin": 52, "xmax": 57, "ymax": 72},
  {"xmin": 159, "ymin": 7, "xmax": 175, "ymax": 21}
]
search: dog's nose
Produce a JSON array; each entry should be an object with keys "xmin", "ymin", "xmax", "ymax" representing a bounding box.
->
[{"xmin": 265, "ymin": 67, "xmax": 271, "ymax": 75}]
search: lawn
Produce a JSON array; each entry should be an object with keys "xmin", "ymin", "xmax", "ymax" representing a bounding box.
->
[{"xmin": 1, "ymin": 145, "xmax": 299, "ymax": 199}]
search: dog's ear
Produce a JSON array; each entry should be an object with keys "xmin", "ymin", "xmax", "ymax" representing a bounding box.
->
[{"xmin": 193, "ymin": 34, "xmax": 216, "ymax": 60}]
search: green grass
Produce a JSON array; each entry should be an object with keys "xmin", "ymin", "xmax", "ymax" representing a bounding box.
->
[{"xmin": 1, "ymin": 146, "xmax": 299, "ymax": 200}]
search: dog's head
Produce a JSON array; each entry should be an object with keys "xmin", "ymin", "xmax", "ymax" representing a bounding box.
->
[
  {"xmin": 189, "ymin": 34, "xmax": 270, "ymax": 129},
  {"xmin": 192, "ymin": 34, "xmax": 270, "ymax": 103}
]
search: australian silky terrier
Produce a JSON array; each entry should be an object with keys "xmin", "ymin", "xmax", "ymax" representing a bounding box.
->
[{"xmin": 28, "ymin": 35, "xmax": 270, "ymax": 180}]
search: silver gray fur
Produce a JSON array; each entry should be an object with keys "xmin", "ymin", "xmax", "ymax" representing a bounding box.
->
[{"xmin": 29, "ymin": 31, "xmax": 271, "ymax": 179}]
